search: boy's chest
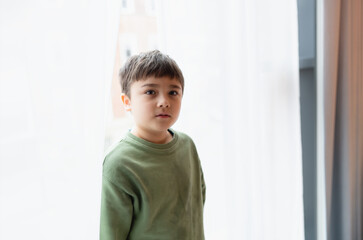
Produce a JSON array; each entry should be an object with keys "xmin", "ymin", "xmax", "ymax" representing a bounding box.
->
[
  {"xmin": 136, "ymin": 155, "xmax": 195, "ymax": 196},
  {"xmin": 128, "ymin": 152, "xmax": 200, "ymax": 213}
]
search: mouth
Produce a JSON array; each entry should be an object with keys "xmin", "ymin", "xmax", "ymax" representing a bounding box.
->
[{"xmin": 156, "ymin": 113, "xmax": 171, "ymax": 118}]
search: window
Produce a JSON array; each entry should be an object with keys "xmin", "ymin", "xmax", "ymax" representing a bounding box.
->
[
  {"xmin": 145, "ymin": 0, "xmax": 156, "ymax": 15},
  {"xmin": 121, "ymin": 0, "xmax": 135, "ymax": 14},
  {"xmin": 118, "ymin": 34, "xmax": 138, "ymax": 65}
]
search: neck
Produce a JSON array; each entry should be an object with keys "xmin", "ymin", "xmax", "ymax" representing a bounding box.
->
[{"xmin": 131, "ymin": 128, "xmax": 173, "ymax": 144}]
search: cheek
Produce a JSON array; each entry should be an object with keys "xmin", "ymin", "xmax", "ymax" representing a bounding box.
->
[
  {"xmin": 174, "ymin": 101, "xmax": 182, "ymax": 112},
  {"xmin": 132, "ymin": 101, "xmax": 152, "ymax": 115},
  {"xmin": 176, "ymin": 98, "xmax": 182, "ymax": 108}
]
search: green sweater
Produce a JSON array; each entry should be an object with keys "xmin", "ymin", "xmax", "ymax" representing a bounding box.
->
[{"xmin": 100, "ymin": 130, "xmax": 206, "ymax": 240}]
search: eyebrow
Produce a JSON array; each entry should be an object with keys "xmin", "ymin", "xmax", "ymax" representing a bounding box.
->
[
  {"xmin": 169, "ymin": 84, "xmax": 182, "ymax": 89},
  {"xmin": 141, "ymin": 83, "xmax": 181, "ymax": 89}
]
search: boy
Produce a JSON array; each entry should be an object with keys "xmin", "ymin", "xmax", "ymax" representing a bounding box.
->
[{"xmin": 100, "ymin": 50, "xmax": 206, "ymax": 239}]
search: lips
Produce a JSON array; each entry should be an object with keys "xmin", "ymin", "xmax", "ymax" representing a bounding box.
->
[{"xmin": 156, "ymin": 113, "xmax": 171, "ymax": 118}]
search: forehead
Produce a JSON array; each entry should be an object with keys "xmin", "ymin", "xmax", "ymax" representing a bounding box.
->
[{"xmin": 132, "ymin": 76, "xmax": 182, "ymax": 88}]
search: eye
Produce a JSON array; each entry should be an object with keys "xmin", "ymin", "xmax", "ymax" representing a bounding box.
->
[
  {"xmin": 169, "ymin": 91, "xmax": 179, "ymax": 96},
  {"xmin": 145, "ymin": 90, "xmax": 156, "ymax": 95}
]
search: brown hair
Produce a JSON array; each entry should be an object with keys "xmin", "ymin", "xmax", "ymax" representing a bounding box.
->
[{"xmin": 119, "ymin": 50, "xmax": 184, "ymax": 97}]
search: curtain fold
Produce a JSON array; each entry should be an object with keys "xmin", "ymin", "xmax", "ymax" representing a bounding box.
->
[
  {"xmin": 323, "ymin": 0, "xmax": 363, "ymax": 239},
  {"xmin": 158, "ymin": 1, "xmax": 304, "ymax": 239},
  {"xmin": 0, "ymin": 1, "xmax": 120, "ymax": 239}
]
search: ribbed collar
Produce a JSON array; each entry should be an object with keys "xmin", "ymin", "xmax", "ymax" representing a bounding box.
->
[{"xmin": 124, "ymin": 129, "xmax": 179, "ymax": 153}]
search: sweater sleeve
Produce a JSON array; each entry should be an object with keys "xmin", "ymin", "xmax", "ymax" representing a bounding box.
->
[{"xmin": 100, "ymin": 176, "xmax": 133, "ymax": 240}]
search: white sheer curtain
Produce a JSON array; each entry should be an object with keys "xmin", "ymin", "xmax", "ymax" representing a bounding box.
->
[
  {"xmin": 0, "ymin": 1, "xmax": 120, "ymax": 239},
  {"xmin": 158, "ymin": 0, "xmax": 305, "ymax": 239}
]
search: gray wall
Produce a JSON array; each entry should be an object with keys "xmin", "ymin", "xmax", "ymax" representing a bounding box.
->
[{"xmin": 297, "ymin": 0, "xmax": 317, "ymax": 239}]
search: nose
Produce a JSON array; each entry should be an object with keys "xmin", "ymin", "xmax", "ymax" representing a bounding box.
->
[{"xmin": 157, "ymin": 94, "xmax": 170, "ymax": 108}]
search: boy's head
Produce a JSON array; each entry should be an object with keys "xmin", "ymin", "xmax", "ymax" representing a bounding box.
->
[
  {"xmin": 119, "ymin": 50, "xmax": 184, "ymax": 98},
  {"xmin": 119, "ymin": 50, "xmax": 184, "ymax": 143}
]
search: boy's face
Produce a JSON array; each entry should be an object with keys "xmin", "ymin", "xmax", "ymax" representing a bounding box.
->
[{"xmin": 122, "ymin": 76, "xmax": 182, "ymax": 140}]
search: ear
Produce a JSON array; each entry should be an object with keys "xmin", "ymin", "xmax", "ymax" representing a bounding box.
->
[{"xmin": 121, "ymin": 93, "xmax": 132, "ymax": 112}]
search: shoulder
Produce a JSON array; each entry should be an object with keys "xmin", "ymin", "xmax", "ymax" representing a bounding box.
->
[
  {"xmin": 173, "ymin": 129, "xmax": 198, "ymax": 152},
  {"xmin": 102, "ymin": 137, "xmax": 140, "ymax": 181},
  {"xmin": 104, "ymin": 138, "xmax": 131, "ymax": 162},
  {"xmin": 172, "ymin": 129, "xmax": 192, "ymax": 142}
]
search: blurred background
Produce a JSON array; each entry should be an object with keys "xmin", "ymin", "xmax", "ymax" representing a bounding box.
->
[
  {"xmin": 0, "ymin": 0, "xmax": 304, "ymax": 239},
  {"xmin": 3, "ymin": 0, "xmax": 360, "ymax": 240}
]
